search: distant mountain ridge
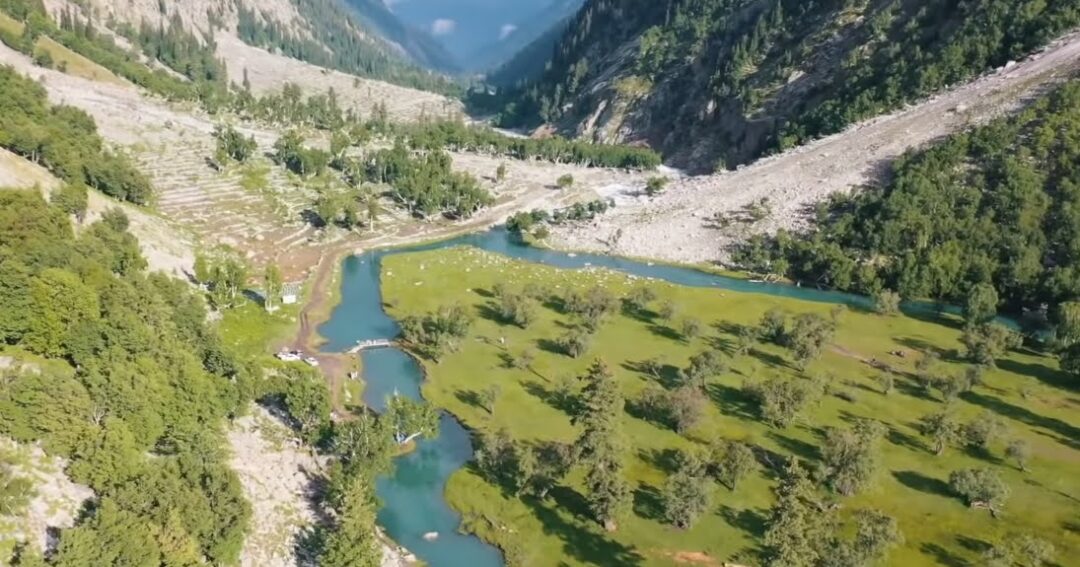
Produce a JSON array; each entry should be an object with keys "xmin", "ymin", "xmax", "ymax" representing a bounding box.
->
[
  {"xmin": 466, "ymin": 0, "xmax": 584, "ymax": 74},
  {"xmin": 340, "ymin": 0, "xmax": 460, "ymax": 73}
]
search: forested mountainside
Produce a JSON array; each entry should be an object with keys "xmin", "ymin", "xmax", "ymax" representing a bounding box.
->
[
  {"xmin": 19, "ymin": 0, "xmax": 459, "ymax": 94},
  {"xmin": 340, "ymin": 0, "xmax": 459, "ymax": 73},
  {"xmin": 235, "ymin": 0, "xmax": 459, "ymax": 93},
  {"xmin": 482, "ymin": 0, "xmax": 1080, "ymax": 171},
  {"xmin": 735, "ymin": 80, "xmax": 1080, "ymax": 315},
  {"xmin": 485, "ymin": 15, "xmax": 571, "ymax": 86},
  {"xmin": 0, "ymin": 191, "xmax": 255, "ymax": 565}
]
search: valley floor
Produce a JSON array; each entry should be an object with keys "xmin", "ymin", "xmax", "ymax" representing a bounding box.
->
[{"xmin": 379, "ymin": 247, "xmax": 1080, "ymax": 566}]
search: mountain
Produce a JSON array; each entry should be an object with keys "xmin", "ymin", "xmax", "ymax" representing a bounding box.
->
[
  {"xmin": 55, "ymin": 0, "xmax": 460, "ymax": 93},
  {"xmin": 340, "ymin": 0, "xmax": 459, "ymax": 72},
  {"xmin": 486, "ymin": 0, "xmax": 1080, "ymax": 172},
  {"xmin": 381, "ymin": 0, "xmax": 562, "ymax": 71},
  {"xmin": 466, "ymin": 0, "xmax": 584, "ymax": 74}
]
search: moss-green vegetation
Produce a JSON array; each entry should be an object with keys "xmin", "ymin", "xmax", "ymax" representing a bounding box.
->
[
  {"xmin": 381, "ymin": 247, "xmax": 1079, "ymax": 566},
  {"xmin": 219, "ymin": 300, "xmax": 300, "ymax": 359}
]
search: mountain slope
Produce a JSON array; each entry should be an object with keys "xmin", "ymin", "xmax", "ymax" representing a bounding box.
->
[
  {"xmin": 548, "ymin": 31, "xmax": 1080, "ymax": 268},
  {"xmin": 57, "ymin": 0, "xmax": 458, "ymax": 93},
  {"xmin": 488, "ymin": 0, "xmax": 1080, "ymax": 171},
  {"xmin": 340, "ymin": 0, "xmax": 459, "ymax": 72},
  {"xmin": 468, "ymin": 0, "xmax": 584, "ymax": 75}
]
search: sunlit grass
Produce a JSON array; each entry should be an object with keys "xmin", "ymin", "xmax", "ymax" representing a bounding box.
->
[{"xmin": 381, "ymin": 247, "xmax": 1080, "ymax": 566}]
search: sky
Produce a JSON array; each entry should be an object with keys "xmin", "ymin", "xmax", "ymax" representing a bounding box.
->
[{"xmin": 383, "ymin": 0, "xmax": 553, "ymax": 60}]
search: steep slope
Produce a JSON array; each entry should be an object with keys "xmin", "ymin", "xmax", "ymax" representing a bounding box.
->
[
  {"xmin": 341, "ymin": 0, "xmax": 459, "ymax": 72},
  {"xmin": 49, "ymin": 0, "xmax": 458, "ymax": 93},
  {"xmin": 468, "ymin": 0, "xmax": 584, "ymax": 75},
  {"xmin": 487, "ymin": 0, "xmax": 1080, "ymax": 171},
  {"xmin": 548, "ymin": 31, "xmax": 1080, "ymax": 268}
]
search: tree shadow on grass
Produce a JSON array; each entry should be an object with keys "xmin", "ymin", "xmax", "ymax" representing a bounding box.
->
[
  {"xmin": 620, "ymin": 302, "xmax": 656, "ymax": 324},
  {"xmin": 919, "ymin": 543, "xmax": 968, "ymax": 567},
  {"xmin": 997, "ymin": 357, "xmax": 1075, "ymax": 391},
  {"xmin": 522, "ymin": 380, "xmax": 577, "ymax": 416},
  {"xmin": 706, "ymin": 383, "xmax": 759, "ymax": 420},
  {"xmin": 647, "ymin": 324, "xmax": 683, "ymax": 343},
  {"xmin": 622, "ymin": 359, "xmax": 683, "ymax": 390},
  {"xmin": 632, "ymin": 483, "xmax": 664, "ymax": 521},
  {"xmin": 639, "ymin": 447, "xmax": 682, "ymax": 474},
  {"xmin": 748, "ymin": 348, "xmax": 792, "ymax": 370},
  {"xmin": 625, "ymin": 398, "xmax": 674, "ymax": 432},
  {"xmin": 705, "ymin": 334, "xmax": 734, "ymax": 355},
  {"xmin": 960, "ymin": 390, "xmax": 1080, "ymax": 442},
  {"xmin": 895, "ymin": 336, "xmax": 959, "ymax": 362},
  {"xmin": 523, "ymin": 492, "xmax": 644, "ymax": 566},
  {"xmin": 476, "ymin": 302, "xmax": 515, "ymax": 327},
  {"xmin": 894, "ymin": 377, "xmax": 939, "ymax": 402},
  {"xmin": 472, "ymin": 287, "xmax": 495, "ymax": 299},
  {"xmin": 537, "ymin": 337, "xmax": 567, "ymax": 356},
  {"xmin": 955, "ymin": 534, "xmax": 992, "ymax": 554},
  {"xmin": 962, "ymin": 444, "xmax": 1004, "ymax": 465},
  {"xmin": 717, "ymin": 504, "xmax": 767, "ymax": 538},
  {"xmin": 454, "ymin": 388, "xmax": 484, "ymax": 412},
  {"xmin": 1036, "ymin": 429, "xmax": 1080, "ymax": 451},
  {"xmin": 765, "ymin": 431, "xmax": 819, "ymax": 463},
  {"xmin": 893, "ymin": 470, "xmax": 952, "ymax": 498},
  {"xmin": 886, "ymin": 425, "xmax": 926, "ymax": 454}
]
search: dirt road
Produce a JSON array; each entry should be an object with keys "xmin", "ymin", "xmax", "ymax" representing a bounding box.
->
[{"xmin": 551, "ymin": 31, "xmax": 1080, "ymax": 266}]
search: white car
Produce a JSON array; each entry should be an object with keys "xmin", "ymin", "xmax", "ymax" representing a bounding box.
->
[
  {"xmin": 276, "ymin": 351, "xmax": 302, "ymax": 362},
  {"xmin": 304, "ymin": 356, "xmax": 320, "ymax": 367}
]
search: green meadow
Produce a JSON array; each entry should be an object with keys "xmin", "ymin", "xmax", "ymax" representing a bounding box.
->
[{"xmin": 380, "ymin": 247, "xmax": 1079, "ymax": 566}]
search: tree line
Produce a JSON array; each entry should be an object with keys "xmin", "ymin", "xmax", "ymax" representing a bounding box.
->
[
  {"xmin": 733, "ymin": 80, "xmax": 1080, "ymax": 379},
  {"xmin": 402, "ymin": 118, "xmax": 661, "ymax": 170}
]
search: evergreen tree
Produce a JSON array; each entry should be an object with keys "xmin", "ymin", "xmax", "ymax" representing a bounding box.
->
[{"xmin": 764, "ymin": 460, "xmax": 823, "ymax": 567}]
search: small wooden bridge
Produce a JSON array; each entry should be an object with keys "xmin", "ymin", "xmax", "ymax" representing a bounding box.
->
[{"xmin": 345, "ymin": 339, "xmax": 395, "ymax": 354}]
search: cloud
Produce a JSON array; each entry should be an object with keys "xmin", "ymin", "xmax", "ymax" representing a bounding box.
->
[
  {"xmin": 499, "ymin": 24, "xmax": 518, "ymax": 40},
  {"xmin": 431, "ymin": 18, "xmax": 456, "ymax": 36}
]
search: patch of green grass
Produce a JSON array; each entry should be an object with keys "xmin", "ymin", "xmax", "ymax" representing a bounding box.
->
[
  {"xmin": 0, "ymin": 14, "xmax": 124, "ymax": 86},
  {"xmin": 35, "ymin": 36, "xmax": 125, "ymax": 85},
  {"xmin": 0, "ymin": 11, "xmax": 22, "ymax": 36},
  {"xmin": 218, "ymin": 299, "xmax": 300, "ymax": 359},
  {"xmin": 238, "ymin": 162, "xmax": 271, "ymax": 194},
  {"xmin": 381, "ymin": 247, "xmax": 1080, "ymax": 567}
]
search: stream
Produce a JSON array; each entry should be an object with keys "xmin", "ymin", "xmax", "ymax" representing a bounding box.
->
[{"xmin": 316, "ymin": 227, "xmax": 951, "ymax": 566}]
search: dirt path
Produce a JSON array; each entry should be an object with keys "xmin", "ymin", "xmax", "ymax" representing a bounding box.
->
[{"xmin": 551, "ymin": 31, "xmax": 1080, "ymax": 265}]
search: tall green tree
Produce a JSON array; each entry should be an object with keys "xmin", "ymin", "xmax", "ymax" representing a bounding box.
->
[{"xmin": 764, "ymin": 460, "xmax": 823, "ymax": 567}]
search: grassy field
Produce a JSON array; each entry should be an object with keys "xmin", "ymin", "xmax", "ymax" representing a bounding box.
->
[
  {"xmin": 219, "ymin": 300, "xmax": 300, "ymax": 359},
  {"xmin": 380, "ymin": 247, "xmax": 1079, "ymax": 566},
  {"xmin": 0, "ymin": 13, "xmax": 125, "ymax": 86}
]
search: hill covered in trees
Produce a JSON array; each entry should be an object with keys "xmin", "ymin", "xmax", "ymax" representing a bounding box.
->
[
  {"xmin": 734, "ymin": 80, "xmax": 1080, "ymax": 316},
  {"xmin": 479, "ymin": 0, "xmax": 1080, "ymax": 171}
]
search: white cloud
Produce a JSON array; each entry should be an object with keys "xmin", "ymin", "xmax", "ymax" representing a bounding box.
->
[
  {"xmin": 431, "ymin": 18, "xmax": 456, "ymax": 36},
  {"xmin": 499, "ymin": 24, "xmax": 518, "ymax": 40}
]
